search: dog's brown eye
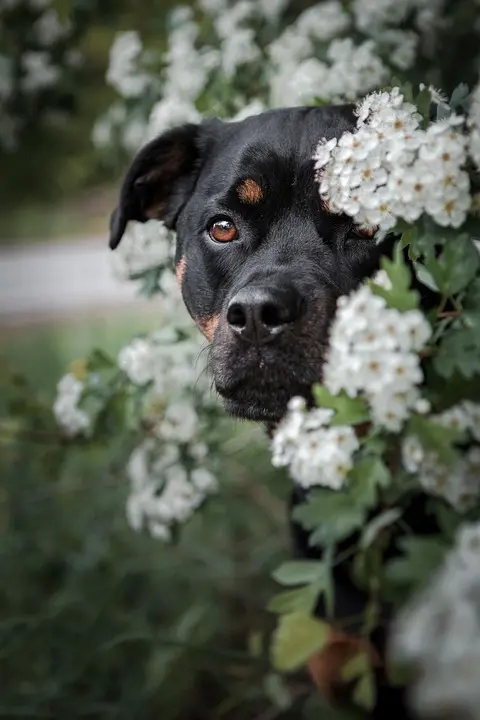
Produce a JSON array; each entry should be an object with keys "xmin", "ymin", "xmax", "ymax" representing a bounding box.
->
[{"xmin": 209, "ymin": 219, "xmax": 238, "ymax": 243}]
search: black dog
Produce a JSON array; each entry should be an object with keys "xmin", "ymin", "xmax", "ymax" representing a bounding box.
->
[{"xmin": 110, "ymin": 105, "xmax": 419, "ymax": 717}]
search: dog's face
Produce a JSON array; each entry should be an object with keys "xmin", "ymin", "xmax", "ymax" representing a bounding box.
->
[{"xmin": 110, "ymin": 106, "xmax": 386, "ymax": 422}]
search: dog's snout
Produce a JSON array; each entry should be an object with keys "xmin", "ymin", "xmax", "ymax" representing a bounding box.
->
[{"xmin": 226, "ymin": 285, "xmax": 304, "ymax": 345}]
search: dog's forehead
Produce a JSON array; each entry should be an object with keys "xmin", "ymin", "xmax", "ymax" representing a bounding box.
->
[{"xmin": 200, "ymin": 105, "xmax": 355, "ymax": 193}]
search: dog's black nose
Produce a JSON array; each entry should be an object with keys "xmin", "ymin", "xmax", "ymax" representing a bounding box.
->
[{"xmin": 227, "ymin": 285, "xmax": 304, "ymax": 344}]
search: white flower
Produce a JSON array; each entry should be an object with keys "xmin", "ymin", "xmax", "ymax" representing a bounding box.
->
[
  {"xmin": 468, "ymin": 80, "xmax": 480, "ymax": 170},
  {"xmin": 229, "ymin": 99, "xmax": 266, "ymax": 122},
  {"xmin": 220, "ymin": 28, "xmax": 261, "ymax": 78},
  {"xmin": 21, "ymin": 52, "xmax": 59, "ymax": 92},
  {"xmin": 148, "ymin": 97, "xmax": 201, "ymax": 140},
  {"xmin": 323, "ymin": 280, "xmax": 431, "ymax": 431},
  {"xmin": 214, "ymin": 1, "xmax": 256, "ymax": 39},
  {"xmin": 53, "ymin": 373, "xmax": 90, "ymax": 436},
  {"xmin": 295, "ymin": 2, "xmax": 350, "ymax": 42},
  {"xmin": 125, "ymin": 440, "xmax": 217, "ymax": 541},
  {"xmin": 34, "ymin": 9, "xmax": 70, "ymax": 46},
  {"xmin": 106, "ymin": 31, "xmax": 151, "ymax": 98},
  {"xmin": 315, "ymin": 87, "xmax": 471, "ymax": 231},
  {"xmin": 191, "ymin": 468, "xmax": 218, "ymax": 492},
  {"xmin": 462, "ymin": 401, "xmax": 480, "ymax": 442},
  {"xmin": 158, "ymin": 401, "xmax": 199, "ymax": 443},
  {"xmin": 118, "ymin": 338, "xmax": 154, "ymax": 386},
  {"xmin": 271, "ymin": 399, "xmax": 358, "ymax": 490},
  {"xmin": 110, "ymin": 219, "xmax": 172, "ymax": 281}
]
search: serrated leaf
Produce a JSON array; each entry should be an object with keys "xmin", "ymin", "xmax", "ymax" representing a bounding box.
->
[
  {"xmin": 413, "ymin": 261, "xmax": 439, "ymax": 291},
  {"xmin": 294, "ymin": 490, "xmax": 366, "ymax": 547},
  {"xmin": 272, "ymin": 561, "xmax": 326, "ymax": 587},
  {"xmin": 313, "ymin": 385, "xmax": 370, "ymax": 425},
  {"xmin": 424, "ymin": 235, "xmax": 479, "ymax": 296},
  {"xmin": 271, "ymin": 613, "xmax": 329, "ymax": 672},
  {"xmin": 349, "ymin": 457, "xmax": 391, "ymax": 507},
  {"xmin": 268, "ymin": 584, "xmax": 322, "ymax": 615},
  {"xmin": 407, "ymin": 413, "xmax": 462, "ymax": 466},
  {"xmin": 434, "ymin": 326, "xmax": 480, "ymax": 379},
  {"xmin": 370, "ymin": 245, "xmax": 419, "ymax": 311}
]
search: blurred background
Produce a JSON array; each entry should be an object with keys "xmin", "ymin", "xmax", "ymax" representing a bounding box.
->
[
  {"xmin": 0, "ymin": 2, "xmax": 299, "ymax": 719},
  {"xmin": 2, "ymin": 0, "xmax": 479, "ymax": 717}
]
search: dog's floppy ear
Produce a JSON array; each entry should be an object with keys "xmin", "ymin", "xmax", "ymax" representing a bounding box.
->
[{"xmin": 109, "ymin": 123, "xmax": 202, "ymax": 249}]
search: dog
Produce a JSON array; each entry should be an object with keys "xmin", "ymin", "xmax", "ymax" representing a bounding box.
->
[{"xmin": 109, "ymin": 105, "xmax": 425, "ymax": 717}]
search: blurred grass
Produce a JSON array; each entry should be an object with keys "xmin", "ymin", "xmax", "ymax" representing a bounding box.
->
[{"xmin": 0, "ymin": 311, "xmax": 304, "ymax": 719}]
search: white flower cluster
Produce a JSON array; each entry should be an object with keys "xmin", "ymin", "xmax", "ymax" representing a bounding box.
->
[
  {"xmin": 110, "ymin": 219, "xmax": 173, "ymax": 281},
  {"xmin": 392, "ymin": 522, "xmax": 480, "ymax": 720},
  {"xmin": 323, "ymin": 273, "xmax": 431, "ymax": 432},
  {"xmin": 314, "ymin": 88, "xmax": 471, "ymax": 231},
  {"xmin": 126, "ymin": 439, "xmax": 217, "ymax": 542},
  {"xmin": 352, "ymin": 0, "xmax": 445, "ymax": 37},
  {"xmin": 271, "ymin": 38, "xmax": 387, "ymax": 107},
  {"xmin": 468, "ymin": 80, "xmax": 480, "ymax": 170},
  {"xmin": 271, "ymin": 397, "xmax": 359, "ymax": 490},
  {"xmin": 402, "ymin": 402, "xmax": 480, "ymax": 510},
  {"xmin": 53, "ymin": 373, "xmax": 90, "ymax": 437},
  {"xmin": 118, "ymin": 327, "xmax": 209, "ymax": 407},
  {"xmin": 106, "ymin": 31, "xmax": 153, "ymax": 99}
]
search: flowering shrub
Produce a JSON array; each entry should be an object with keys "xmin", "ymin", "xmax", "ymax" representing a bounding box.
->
[
  {"xmin": 45, "ymin": 0, "xmax": 480, "ymax": 717},
  {"xmin": 0, "ymin": 0, "xmax": 93, "ymax": 152}
]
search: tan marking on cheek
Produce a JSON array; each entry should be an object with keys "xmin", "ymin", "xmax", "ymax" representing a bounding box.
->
[
  {"xmin": 175, "ymin": 256, "xmax": 186, "ymax": 286},
  {"xmin": 198, "ymin": 314, "xmax": 220, "ymax": 341},
  {"xmin": 237, "ymin": 178, "xmax": 264, "ymax": 204}
]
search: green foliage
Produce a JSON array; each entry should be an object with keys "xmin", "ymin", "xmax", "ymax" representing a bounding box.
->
[{"xmin": 271, "ymin": 613, "xmax": 329, "ymax": 672}]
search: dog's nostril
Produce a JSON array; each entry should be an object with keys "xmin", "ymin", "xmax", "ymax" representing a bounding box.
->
[
  {"xmin": 261, "ymin": 303, "xmax": 287, "ymax": 328},
  {"xmin": 226, "ymin": 303, "xmax": 247, "ymax": 329}
]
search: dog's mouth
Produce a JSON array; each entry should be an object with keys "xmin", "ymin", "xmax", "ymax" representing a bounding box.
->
[{"xmin": 213, "ymin": 349, "xmax": 322, "ymax": 422}]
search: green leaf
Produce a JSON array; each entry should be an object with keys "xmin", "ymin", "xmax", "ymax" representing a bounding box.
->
[
  {"xmin": 349, "ymin": 457, "xmax": 391, "ymax": 507},
  {"xmin": 268, "ymin": 584, "xmax": 322, "ymax": 615},
  {"xmin": 313, "ymin": 385, "xmax": 370, "ymax": 426},
  {"xmin": 294, "ymin": 458, "xmax": 390, "ymax": 548},
  {"xmin": 86, "ymin": 348, "xmax": 115, "ymax": 371},
  {"xmin": 360, "ymin": 508, "xmax": 402, "ymax": 549},
  {"xmin": 353, "ymin": 669, "xmax": 376, "ymax": 711},
  {"xmin": 384, "ymin": 536, "xmax": 448, "ymax": 592},
  {"xmin": 271, "ymin": 613, "xmax": 329, "ymax": 672},
  {"xmin": 424, "ymin": 234, "xmax": 479, "ymax": 296},
  {"xmin": 434, "ymin": 326, "xmax": 480, "ymax": 379},
  {"xmin": 342, "ymin": 651, "xmax": 371, "ymax": 683},
  {"xmin": 294, "ymin": 490, "xmax": 366, "ymax": 547},
  {"xmin": 407, "ymin": 413, "xmax": 463, "ymax": 466},
  {"xmin": 415, "ymin": 87, "xmax": 432, "ymax": 125},
  {"xmin": 369, "ymin": 245, "xmax": 419, "ymax": 311},
  {"xmin": 272, "ymin": 561, "xmax": 326, "ymax": 587}
]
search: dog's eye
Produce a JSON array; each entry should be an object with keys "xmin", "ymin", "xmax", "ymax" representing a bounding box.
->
[{"xmin": 208, "ymin": 218, "xmax": 238, "ymax": 243}]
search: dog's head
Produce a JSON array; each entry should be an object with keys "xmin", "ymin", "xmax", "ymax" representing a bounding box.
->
[{"xmin": 110, "ymin": 106, "xmax": 387, "ymax": 422}]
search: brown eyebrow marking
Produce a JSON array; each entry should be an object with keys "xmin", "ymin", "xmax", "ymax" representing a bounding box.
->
[
  {"xmin": 237, "ymin": 178, "xmax": 264, "ymax": 204},
  {"xmin": 198, "ymin": 314, "xmax": 220, "ymax": 342},
  {"xmin": 175, "ymin": 256, "xmax": 186, "ymax": 286}
]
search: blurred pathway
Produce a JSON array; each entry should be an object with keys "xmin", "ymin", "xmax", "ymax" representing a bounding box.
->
[{"xmin": 0, "ymin": 237, "xmax": 146, "ymax": 326}]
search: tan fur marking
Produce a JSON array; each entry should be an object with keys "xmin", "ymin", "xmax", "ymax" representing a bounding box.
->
[
  {"xmin": 176, "ymin": 256, "xmax": 186, "ymax": 287},
  {"xmin": 237, "ymin": 178, "xmax": 264, "ymax": 204},
  {"xmin": 198, "ymin": 314, "xmax": 220, "ymax": 342},
  {"xmin": 307, "ymin": 629, "xmax": 380, "ymax": 699}
]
